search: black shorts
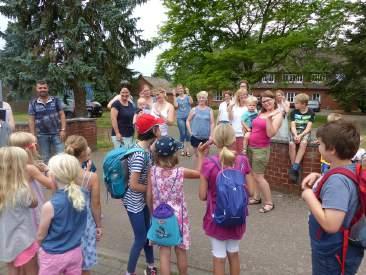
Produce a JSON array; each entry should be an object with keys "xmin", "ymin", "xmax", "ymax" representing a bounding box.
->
[{"xmin": 190, "ymin": 136, "xmax": 208, "ymax": 148}]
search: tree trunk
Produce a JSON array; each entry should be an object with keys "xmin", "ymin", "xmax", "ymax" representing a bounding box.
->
[{"xmin": 69, "ymin": 79, "xmax": 87, "ymax": 117}]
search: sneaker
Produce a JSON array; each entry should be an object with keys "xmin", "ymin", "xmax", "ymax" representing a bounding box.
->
[
  {"xmin": 288, "ymin": 168, "xmax": 299, "ymax": 183},
  {"xmin": 144, "ymin": 266, "xmax": 157, "ymax": 275}
]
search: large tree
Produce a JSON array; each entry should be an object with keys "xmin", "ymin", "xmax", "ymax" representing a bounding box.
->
[
  {"xmin": 329, "ymin": 2, "xmax": 366, "ymax": 112},
  {"xmin": 0, "ymin": 0, "xmax": 153, "ymax": 116},
  {"xmin": 156, "ymin": 0, "xmax": 351, "ymax": 93}
]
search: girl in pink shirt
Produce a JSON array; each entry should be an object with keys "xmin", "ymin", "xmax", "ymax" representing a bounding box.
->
[{"xmin": 199, "ymin": 124, "xmax": 254, "ymax": 275}]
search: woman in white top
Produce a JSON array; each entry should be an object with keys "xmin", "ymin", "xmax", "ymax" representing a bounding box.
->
[
  {"xmin": 152, "ymin": 88, "xmax": 175, "ymax": 136},
  {"xmin": 217, "ymin": 90, "xmax": 232, "ymax": 124},
  {"xmin": 273, "ymin": 89, "xmax": 290, "ymax": 140},
  {"xmin": 228, "ymin": 88, "xmax": 248, "ymax": 154}
]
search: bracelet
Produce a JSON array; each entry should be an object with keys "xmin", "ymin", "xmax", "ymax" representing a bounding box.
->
[{"xmin": 60, "ymin": 128, "xmax": 65, "ymax": 131}]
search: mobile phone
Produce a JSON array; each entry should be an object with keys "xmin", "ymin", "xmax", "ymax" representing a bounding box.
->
[{"xmin": 0, "ymin": 109, "xmax": 6, "ymax": 121}]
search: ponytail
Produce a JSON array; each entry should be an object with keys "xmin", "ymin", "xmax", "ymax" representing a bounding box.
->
[
  {"xmin": 48, "ymin": 153, "xmax": 85, "ymax": 211},
  {"xmin": 64, "ymin": 180, "xmax": 85, "ymax": 211},
  {"xmin": 219, "ymin": 145, "xmax": 236, "ymax": 167}
]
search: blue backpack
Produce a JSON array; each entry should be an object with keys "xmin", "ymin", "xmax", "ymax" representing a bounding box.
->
[
  {"xmin": 147, "ymin": 168, "xmax": 183, "ymax": 246},
  {"xmin": 103, "ymin": 146, "xmax": 145, "ymax": 199},
  {"xmin": 210, "ymin": 157, "xmax": 248, "ymax": 227}
]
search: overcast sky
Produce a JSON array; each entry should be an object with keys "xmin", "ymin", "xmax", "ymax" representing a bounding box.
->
[{"xmin": 0, "ymin": 0, "xmax": 167, "ymax": 76}]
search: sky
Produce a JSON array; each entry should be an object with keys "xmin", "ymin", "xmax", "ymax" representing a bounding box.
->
[{"xmin": 0, "ymin": 0, "xmax": 167, "ymax": 76}]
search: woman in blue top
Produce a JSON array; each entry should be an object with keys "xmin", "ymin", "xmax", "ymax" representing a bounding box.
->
[
  {"xmin": 186, "ymin": 91, "xmax": 215, "ymax": 156},
  {"xmin": 173, "ymin": 84, "xmax": 193, "ymax": 156}
]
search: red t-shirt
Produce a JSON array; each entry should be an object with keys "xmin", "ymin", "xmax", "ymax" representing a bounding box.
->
[{"xmin": 201, "ymin": 154, "xmax": 251, "ymax": 240}]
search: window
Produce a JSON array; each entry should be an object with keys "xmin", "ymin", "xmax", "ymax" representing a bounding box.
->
[
  {"xmin": 283, "ymin": 74, "xmax": 303, "ymax": 84},
  {"xmin": 286, "ymin": 92, "xmax": 296, "ymax": 103},
  {"xmin": 213, "ymin": 90, "xmax": 223, "ymax": 101},
  {"xmin": 311, "ymin": 93, "xmax": 321, "ymax": 102},
  {"xmin": 261, "ymin": 73, "xmax": 275, "ymax": 83},
  {"xmin": 311, "ymin": 74, "xmax": 327, "ymax": 83}
]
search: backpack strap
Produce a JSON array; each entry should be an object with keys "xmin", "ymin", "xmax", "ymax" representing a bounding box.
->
[{"xmin": 154, "ymin": 167, "xmax": 179, "ymax": 203}]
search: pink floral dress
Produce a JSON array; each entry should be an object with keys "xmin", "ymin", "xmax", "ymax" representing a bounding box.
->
[{"xmin": 151, "ymin": 166, "xmax": 190, "ymax": 250}]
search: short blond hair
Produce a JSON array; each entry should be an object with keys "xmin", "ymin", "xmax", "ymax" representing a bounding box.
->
[
  {"xmin": 327, "ymin": 113, "xmax": 343, "ymax": 122},
  {"xmin": 295, "ymin": 93, "xmax": 309, "ymax": 105},
  {"xmin": 196, "ymin": 91, "xmax": 208, "ymax": 100},
  {"xmin": 246, "ymin": 95, "xmax": 258, "ymax": 105}
]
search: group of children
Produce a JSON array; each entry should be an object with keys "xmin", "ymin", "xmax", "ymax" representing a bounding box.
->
[{"xmin": 0, "ymin": 132, "xmax": 101, "ymax": 275}]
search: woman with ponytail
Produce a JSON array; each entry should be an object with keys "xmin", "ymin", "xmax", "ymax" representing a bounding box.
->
[
  {"xmin": 65, "ymin": 135, "xmax": 102, "ymax": 275},
  {"xmin": 37, "ymin": 153, "xmax": 87, "ymax": 275},
  {"xmin": 199, "ymin": 124, "xmax": 254, "ymax": 275}
]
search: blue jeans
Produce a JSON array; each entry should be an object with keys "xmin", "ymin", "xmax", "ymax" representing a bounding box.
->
[
  {"xmin": 111, "ymin": 136, "xmax": 134, "ymax": 149},
  {"xmin": 177, "ymin": 118, "xmax": 190, "ymax": 142},
  {"xmin": 312, "ymin": 245, "xmax": 364, "ymax": 275},
  {"xmin": 126, "ymin": 206, "xmax": 154, "ymax": 273},
  {"xmin": 37, "ymin": 134, "xmax": 64, "ymax": 163}
]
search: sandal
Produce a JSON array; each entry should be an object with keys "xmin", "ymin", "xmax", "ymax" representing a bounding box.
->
[
  {"xmin": 186, "ymin": 152, "xmax": 192, "ymax": 157},
  {"xmin": 248, "ymin": 198, "xmax": 262, "ymax": 205},
  {"xmin": 180, "ymin": 150, "xmax": 186, "ymax": 156},
  {"xmin": 259, "ymin": 203, "xmax": 275, "ymax": 213}
]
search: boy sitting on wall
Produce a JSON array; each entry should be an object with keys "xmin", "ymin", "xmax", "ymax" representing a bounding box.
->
[{"xmin": 288, "ymin": 93, "xmax": 315, "ymax": 183}]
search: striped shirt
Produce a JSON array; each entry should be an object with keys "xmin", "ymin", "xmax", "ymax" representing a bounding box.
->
[{"xmin": 121, "ymin": 144, "xmax": 151, "ymax": 213}]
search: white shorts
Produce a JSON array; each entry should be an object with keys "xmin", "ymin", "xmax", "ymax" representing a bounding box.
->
[{"xmin": 209, "ymin": 237, "xmax": 240, "ymax": 258}]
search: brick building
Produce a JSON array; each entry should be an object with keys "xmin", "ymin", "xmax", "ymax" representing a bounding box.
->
[{"xmin": 211, "ymin": 72, "xmax": 341, "ymax": 110}]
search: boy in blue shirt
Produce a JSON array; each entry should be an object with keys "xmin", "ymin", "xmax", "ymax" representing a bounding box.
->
[
  {"xmin": 301, "ymin": 120, "xmax": 364, "ymax": 275},
  {"xmin": 241, "ymin": 96, "xmax": 258, "ymax": 154}
]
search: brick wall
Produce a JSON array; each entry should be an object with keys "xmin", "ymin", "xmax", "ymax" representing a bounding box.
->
[
  {"xmin": 265, "ymin": 139, "xmax": 321, "ymax": 194},
  {"xmin": 15, "ymin": 118, "xmax": 97, "ymax": 151}
]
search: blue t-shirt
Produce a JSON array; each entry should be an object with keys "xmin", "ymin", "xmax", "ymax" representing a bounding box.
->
[
  {"xmin": 241, "ymin": 110, "xmax": 258, "ymax": 128},
  {"xmin": 191, "ymin": 107, "xmax": 211, "ymax": 139},
  {"xmin": 309, "ymin": 164, "xmax": 359, "ymax": 255},
  {"xmin": 28, "ymin": 97, "xmax": 63, "ymax": 135}
]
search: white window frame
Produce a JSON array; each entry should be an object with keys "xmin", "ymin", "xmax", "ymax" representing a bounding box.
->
[
  {"xmin": 286, "ymin": 92, "xmax": 296, "ymax": 103},
  {"xmin": 311, "ymin": 74, "xmax": 327, "ymax": 83},
  {"xmin": 283, "ymin": 74, "xmax": 303, "ymax": 84},
  {"xmin": 213, "ymin": 90, "xmax": 223, "ymax": 101},
  {"xmin": 311, "ymin": 93, "xmax": 321, "ymax": 103},
  {"xmin": 261, "ymin": 73, "xmax": 275, "ymax": 84}
]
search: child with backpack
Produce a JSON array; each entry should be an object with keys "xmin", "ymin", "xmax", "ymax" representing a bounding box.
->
[
  {"xmin": 146, "ymin": 136, "xmax": 206, "ymax": 275},
  {"xmin": 301, "ymin": 120, "xmax": 365, "ymax": 275},
  {"xmin": 0, "ymin": 146, "xmax": 39, "ymax": 275},
  {"xmin": 8, "ymin": 132, "xmax": 55, "ymax": 229},
  {"xmin": 199, "ymin": 123, "xmax": 254, "ymax": 275},
  {"xmin": 37, "ymin": 153, "xmax": 87, "ymax": 275},
  {"xmin": 123, "ymin": 113, "xmax": 164, "ymax": 275}
]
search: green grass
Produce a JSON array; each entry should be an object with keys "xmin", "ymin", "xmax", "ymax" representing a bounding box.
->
[
  {"xmin": 14, "ymin": 112, "xmax": 29, "ymax": 123},
  {"xmin": 312, "ymin": 114, "xmax": 327, "ymax": 129},
  {"xmin": 96, "ymin": 111, "xmax": 112, "ymax": 128}
]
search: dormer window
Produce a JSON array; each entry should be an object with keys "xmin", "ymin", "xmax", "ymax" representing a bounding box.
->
[
  {"xmin": 261, "ymin": 74, "xmax": 275, "ymax": 84},
  {"xmin": 283, "ymin": 74, "xmax": 303, "ymax": 84}
]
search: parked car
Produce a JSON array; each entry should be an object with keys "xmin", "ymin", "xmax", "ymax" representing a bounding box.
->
[
  {"xmin": 63, "ymin": 90, "xmax": 103, "ymax": 118},
  {"xmin": 308, "ymin": 100, "xmax": 320, "ymax": 112}
]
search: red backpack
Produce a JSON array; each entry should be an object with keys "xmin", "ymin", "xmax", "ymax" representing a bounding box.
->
[{"xmin": 314, "ymin": 160, "xmax": 366, "ymax": 275}]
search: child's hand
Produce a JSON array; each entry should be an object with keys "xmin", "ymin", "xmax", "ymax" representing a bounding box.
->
[
  {"xmin": 301, "ymin": 172, "xmax": 321, "ymax": 190},
  {"xmin": 197, "ymin": 141, "xmax": 210, "ymax": 156},
  {"xmin": 96, "ymin": 227, "xmax": 103, "ymax": 241},
  {"xmin": 84, "ymin": 160, "xmax": 92, "ymax": 172},
  {"xmin": 37, "ymin": 162, "xmax": 48, "ymax": 173},
  {"xmin": 294, "ymin": 135, "xmax": 301, "ymax": 144}
]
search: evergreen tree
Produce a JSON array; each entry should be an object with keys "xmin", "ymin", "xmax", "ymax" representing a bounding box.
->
[{"xmin": 0, "ymin": 0, "xmax": 153, "ymax": 116}]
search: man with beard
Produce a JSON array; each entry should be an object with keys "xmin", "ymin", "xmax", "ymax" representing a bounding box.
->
[{"xmin": 28, "ymin": 80, "xmax": 66, "ymax": 163}]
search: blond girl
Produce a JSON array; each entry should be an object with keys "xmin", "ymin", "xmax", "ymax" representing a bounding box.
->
[
  {"xmin": 65, "ymin": 135, "xmax": 102, "ymax": 275},
  {"xmin": 147, "ymin": 136, "xmax": 206, "ymax": 275},
  {"xmin": 0, "ymin": 146, "xmax": 38, "ymax": 275},
  {"xmin": 199, "ymin": 124, "xmax": 254, "ymax": 275},
  {"xmin": 9, "ymin": 132, "xmax": 55, "ymax": 228},
  {"xmin": 37, "ymin": 153, "xmax": 87, "ymax": 275}
]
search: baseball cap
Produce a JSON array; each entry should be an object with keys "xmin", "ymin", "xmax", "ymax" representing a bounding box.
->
[
  {"xmin": 135, "ymin": 113, "xmax": 164, "ymax": 134},
  {"xmin": 155, "ymin": 136, "xmax": 183, "ymax": 157}
]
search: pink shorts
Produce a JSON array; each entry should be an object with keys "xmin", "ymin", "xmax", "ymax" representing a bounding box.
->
[
  {"xmin": 13, "ymin": 241, "xmax": 39, "ymax": 267},
  {"xmin": 38, "ymin": 246, "xmax": 82, "ymax": 275}
]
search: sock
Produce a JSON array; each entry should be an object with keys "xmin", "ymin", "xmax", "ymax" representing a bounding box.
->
[
  {"xmin": 148, "ymin": 263, "xmax": 155, "ymax": 269},
  {"xmin": 292, "ymin": 163, "xmax": 300, "ymax": 171}
]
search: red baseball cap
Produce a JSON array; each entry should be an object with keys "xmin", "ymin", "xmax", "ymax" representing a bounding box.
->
[{"xmin": 135, "ymin": 113, "xmax": 164, "ymax": 134}]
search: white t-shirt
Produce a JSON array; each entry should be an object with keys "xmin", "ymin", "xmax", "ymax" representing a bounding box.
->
[
  {"xmin": 231, "ymin": 105, "xmax": 248, "ymax": 137},
  {"xmin": 218, "ymin": 101, "xmax": 230, "ymax": 122},
  {"xmin": 1, "ymin": 101, "xmax": 13, "ymax": 124}
]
